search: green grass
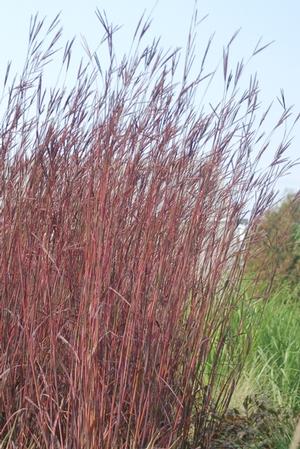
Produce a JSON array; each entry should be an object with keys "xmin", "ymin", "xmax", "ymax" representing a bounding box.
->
[
  {"xmin": 234, "ymin": 285, "xmax": 300, "ymax": 411},
  {"xmin": 225, "ymin": 284, "xmax": 300, "ymax": 448}
]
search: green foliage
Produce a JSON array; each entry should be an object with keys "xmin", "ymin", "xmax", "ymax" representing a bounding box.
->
[
  {"xmin": 215, "ymin": 285, "xmax": 300, "ymax": 449},
  {"xmin": 246, "ymin": 289, "xmax": 300, "ymax": 411},
  {"xmin": 247, "ymin": 193, "xmax": 300, "ymax": 294}
]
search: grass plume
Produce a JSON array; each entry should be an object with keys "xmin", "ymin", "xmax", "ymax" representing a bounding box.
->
[{"xmin": 0, "ymin": 10, "xmax": 297, "ymax": 449}]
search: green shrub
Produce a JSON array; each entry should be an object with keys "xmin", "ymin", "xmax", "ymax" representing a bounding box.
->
[{"xmin": 247, "ymin": 194, "xmax": 300, "ymax": 295}]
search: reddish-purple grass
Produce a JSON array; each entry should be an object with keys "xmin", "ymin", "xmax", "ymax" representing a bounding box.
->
[{"xmin": 0, "ymin": 11, "xmax": 297, "ymax": 449}]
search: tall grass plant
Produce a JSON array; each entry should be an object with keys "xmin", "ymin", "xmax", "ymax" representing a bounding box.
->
[{"xmin": 0, "ymin": 11, "xmax": 297, "ymax": 448}]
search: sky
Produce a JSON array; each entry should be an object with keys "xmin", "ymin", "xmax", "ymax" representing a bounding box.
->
[{"xmin": 0, "ymin": 0, "xmax": 299, "ymax": 195}]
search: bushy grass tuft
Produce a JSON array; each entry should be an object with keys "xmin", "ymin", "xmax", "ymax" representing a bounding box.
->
[
  {"xmin": 0, "ymin": 11, "xmax": 297, "ymax": 449},
  {"xmin": 234, "ymin": 287, "xmax": 300, "ymax": 411},
  {"xmin": 223, "ymin": 285, "xmax": 300, "ymax": 449}
]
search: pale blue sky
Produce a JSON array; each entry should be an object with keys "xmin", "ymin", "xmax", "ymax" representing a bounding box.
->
[{"xmin": 1, "ymin": 0, "xmax": 299, "ymax": 194}]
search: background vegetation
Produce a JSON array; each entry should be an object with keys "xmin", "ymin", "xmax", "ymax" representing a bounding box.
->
[
  {"xmin": 213, "ymin": 193, "xmax": 300, "ymax": 449},
  {"xmin": 247, "ymin": 193, "xmax": 300, "ymax": 295}
]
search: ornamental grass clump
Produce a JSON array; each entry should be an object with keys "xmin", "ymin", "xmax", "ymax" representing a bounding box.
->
[{"xmin": 0, "ymin": 11, "xmax": 297, "ymax": 449}]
